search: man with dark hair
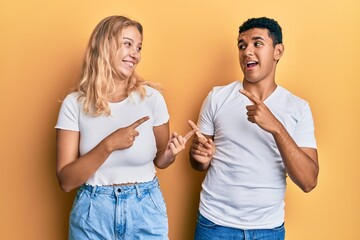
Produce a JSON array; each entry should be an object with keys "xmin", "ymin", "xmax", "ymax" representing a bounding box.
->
[
  {"xmin": 239, "ymin": 17, "xmax": 283, "ymax": 46},
  {"xmin": 189, "ymin": 17, "xmax": 319, "ymax": 239}
]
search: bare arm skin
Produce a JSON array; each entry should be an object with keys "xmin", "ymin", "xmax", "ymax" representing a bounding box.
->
[
  {"xmin": 188, "ymin": 121, "xmax": 216, "ymax": 171},
  {"xmin": 56, "ymin": 116, "xmax": 150, "ymax": 192},
  {"xmin": 273, "ymin": 128, "xmax": 318, "ymax": 192},
  {"xmin": 240, "ymin": 89, "xmax": 319, "ymax": 192},
  {"xmin": 153, "ymin": 121, "xmax": 198, "ymax": 169}
]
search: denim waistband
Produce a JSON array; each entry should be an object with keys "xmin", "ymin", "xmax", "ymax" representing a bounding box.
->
[{"xmin": 80, "ymin": 177, "xmax": 159, "ymax": 196}]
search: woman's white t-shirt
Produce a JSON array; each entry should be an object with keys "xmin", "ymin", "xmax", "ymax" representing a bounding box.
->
[{"xmin": 55, "ymin": 86, "xmax": 169, "ymax": 186}]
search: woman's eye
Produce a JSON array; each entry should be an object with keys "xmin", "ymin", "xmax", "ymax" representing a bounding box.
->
[
  {"xmin": 238, "ymin": 45, "xmax": 246, "ymax": 50},
  {"xmin": 255, "ymin": 42, "xmax": 263, "ymax": 47}
]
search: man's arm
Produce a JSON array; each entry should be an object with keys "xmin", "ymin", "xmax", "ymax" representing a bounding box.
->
[
  {"xmin": 273, "ymin": 127, "xmax": 318, "ymax": 192},
  {"xmin": 240, "ymin": 89, "xmax": 319, "ymax": 192}
]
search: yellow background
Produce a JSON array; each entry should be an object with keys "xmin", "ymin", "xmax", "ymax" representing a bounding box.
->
[{"xmin": 1, "ymin": 0, "xmax": 359, "ymax": 239}]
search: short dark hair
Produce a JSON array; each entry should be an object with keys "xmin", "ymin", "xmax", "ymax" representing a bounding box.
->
[{"xmin": 239, "ymin": 17, "xmax": 282, "ymax": 46}]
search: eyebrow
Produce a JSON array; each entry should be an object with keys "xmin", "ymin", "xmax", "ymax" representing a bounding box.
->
[
  {"xmin": 252, "ymin": 36, "xmax": 265, "ymax": 41},
  {"xmin": 122, "ymin": 37, "xmax": 134, "ymax": 42},
  {"xmin": 238, "ymin": 36, "xmax": 265, "ymax": 45},
  {"xmin": 122, "ymin": 37, "xmax": 142, "ymax": 46}
]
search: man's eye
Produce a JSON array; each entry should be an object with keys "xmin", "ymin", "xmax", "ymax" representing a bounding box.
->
[
  {"xmin": 238, "ymin": 45, "xmax": 246, "ymax": 50},
  {"xmin": 255, "ymin": 42, "xmax": 263, "ymax": 47}
]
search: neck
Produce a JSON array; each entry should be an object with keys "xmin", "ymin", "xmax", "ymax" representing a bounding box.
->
[
  {"xmin": 109, "ymin": 80, "xmax": 128, "ymax": 103},
  {"xmin": 243, "ymin": 80, "xmax": 277, "ymax": 101}
]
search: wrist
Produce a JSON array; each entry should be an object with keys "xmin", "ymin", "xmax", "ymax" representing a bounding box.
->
[
  {"xmin": 101, "ymin": 137, "xmax": 114, "ymax": 154},
  {"xmin": 270, "ymin": 121, "xmax": 285, "ymax": 136},
  {"xmin": 164, "ymin": 151, "xmax": 176, "ymax": 164}
]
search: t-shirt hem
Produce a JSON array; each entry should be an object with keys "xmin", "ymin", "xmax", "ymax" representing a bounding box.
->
[{"xmin": 199, "ymin": 208, "xmax": 284, "ymax": 230}]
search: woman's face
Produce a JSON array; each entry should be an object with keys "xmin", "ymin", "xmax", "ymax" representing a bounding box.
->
[{"xmin": 111, "ymin": 26, "xmax": 142, "ymax": 81}]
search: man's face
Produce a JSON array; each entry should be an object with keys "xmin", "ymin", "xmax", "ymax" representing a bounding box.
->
[{"xmin": 237, "ymin": 28, "xmax": 283, "ymax": 84}]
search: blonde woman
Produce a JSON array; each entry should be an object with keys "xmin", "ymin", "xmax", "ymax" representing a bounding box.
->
[{"xmin": 55, "ymin": 15, "xmax": 195, "ymax": 239}]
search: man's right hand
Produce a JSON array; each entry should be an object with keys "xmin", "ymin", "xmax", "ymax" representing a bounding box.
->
[{"xmin": 188, "ymin": 120, "xmax": 215, "ymax": 169}]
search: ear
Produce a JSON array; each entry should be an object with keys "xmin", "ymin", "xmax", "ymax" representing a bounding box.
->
[{"xmin": 274, "ymin": 43, "xmax": 284, "ymax": 61}]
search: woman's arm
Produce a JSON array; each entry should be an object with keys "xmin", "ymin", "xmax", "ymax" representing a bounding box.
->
[
  {"xmin": 56, "ymin": 116, "xmax": 150, "ymax": 192},
  {"xmin": 153, "ymin": 121, "xmax": 197, "ymax": 169},
  {"xmin": 56, "ymin": 129, "xmax": 111, "ymax": 192}
]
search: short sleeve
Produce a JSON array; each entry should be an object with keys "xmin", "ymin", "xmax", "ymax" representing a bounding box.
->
[
  {"xmin": 152, "ymin": 91, "xmax": 169, "ymax": 127},
  {"xmin": 292, "ymin": 102, "xmax": 317, "ymax": 149},
  {"xmin": 54, "ymin": 92, "xmax": 81, "ymax": 131},
  {"xmin": 198, "ymin": 91, "xmax": 215, "ymax": 136}
]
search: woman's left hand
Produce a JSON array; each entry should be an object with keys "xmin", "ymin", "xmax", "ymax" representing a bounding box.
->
[{"xmin": 164, "ymin": 122, "xmax": 198, "ymax": 161}]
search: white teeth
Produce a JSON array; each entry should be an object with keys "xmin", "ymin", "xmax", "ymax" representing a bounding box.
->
[{"xmin": 124, "ymin": 61, "xmax": 134, "ymax": 67}]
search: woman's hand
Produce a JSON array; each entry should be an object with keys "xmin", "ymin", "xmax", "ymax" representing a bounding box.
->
[
  {"xmin": 106, "ymin": 116, "xmax": 150, "ymax": 151},
  {"xmin": 164, "ymin": 124, "xmax": 198, "ymax": 161}
]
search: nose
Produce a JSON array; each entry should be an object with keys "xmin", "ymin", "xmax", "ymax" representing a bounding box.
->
[
  {"xmin": 243, "ymin": 46, "xmax": 254, "ymax": 56},
  {"xmin": 129, "ymin": 47, "xmax": 140, "ymax": 60}
]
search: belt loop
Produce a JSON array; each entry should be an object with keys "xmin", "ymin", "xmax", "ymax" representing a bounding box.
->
[
  {"xmin": 91, "ymin": 185, "xmax": 97, "ymax": 198},
  {"xmin": 135, "ymin": 185, "xmax": 141, "ymax": 198}
]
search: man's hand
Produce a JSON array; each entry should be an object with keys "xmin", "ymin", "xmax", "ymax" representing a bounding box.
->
[
  {"xmin": 188, "ymin": 120, "xmax": 215, "ymax": 168},
  {"xmin": 240, "ymin": 89, "xmax": 282, "ymax": 134}
]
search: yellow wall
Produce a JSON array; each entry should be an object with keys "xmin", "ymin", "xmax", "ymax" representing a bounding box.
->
[{"xmin": 1, "ymin": 0, "xmax": 359, "ymax": 239}]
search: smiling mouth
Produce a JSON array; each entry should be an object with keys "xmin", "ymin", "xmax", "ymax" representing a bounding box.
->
[
  {"xmin": 123, "ymin": 60, "xmax": 135, "ymax": 67},
  {"xmin": 246, "ymin": 61, "xmax": 258, "ymax": 68}
]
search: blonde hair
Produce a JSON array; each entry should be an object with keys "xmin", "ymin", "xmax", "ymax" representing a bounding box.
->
[{"xmin": 76, "ymin": 15, "xmax": 157, "ymax": 116}]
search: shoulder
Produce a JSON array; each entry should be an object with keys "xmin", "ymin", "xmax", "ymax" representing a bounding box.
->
[
  {"xmin": 131, "ymin": 85, "xmax": 167, "ymax": 106},
  {"xmin": 144, "ymin": 85, "xmax": 163, "ymax": 96},
  {"xmin": 276, "ymin": 86, "xmax": 310, "ymax": 113},
  {"xmin": 211, "ymin": 81, "xmax": 241, "ymax": 94},
  {"xmin": 62, "ymin": 91, "xmax": 81, "ymax": 105},
  {"xmin": 208, "ymin": 81, "xmax": 241, "ymax": 100},
  {"xmin": 144, "ymin": 85, "xmax": 166, "ymax": 103},
  {"xmin": 278, "ymin": 86, "xmax": 308, "ymax": 104},
  {"xmin": 200, "ymin": 81, "xmax": 241, "ymax": 114},
  {"xmin": 59, "ymin": 91, "xmax": 82, "ymax": 112},
  {"xmin": 56, "ymin": 92, "xmax": 82, "ymax": 129}
]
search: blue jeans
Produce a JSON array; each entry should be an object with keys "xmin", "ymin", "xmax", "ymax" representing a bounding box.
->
[
  {"xmin": 69, "ymin": 177, "xmax": 168, "ymax": 240},
  {"xmin": 194, "ymin": 212, "xmax": 285, "ymax": 240}
]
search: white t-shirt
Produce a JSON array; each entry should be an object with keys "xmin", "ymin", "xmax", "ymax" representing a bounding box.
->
[
  {"xmin": 198, "ymin": 81, "xmax": 317, "ymax": 229},
  {"xmin": 55, "ymin": 86, "xmax": 169, "ymax": 186}
]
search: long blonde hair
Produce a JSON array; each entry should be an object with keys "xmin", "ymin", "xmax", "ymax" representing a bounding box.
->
[{"xmin": 77, "ymin": 15, "xmax": 155, "ymax": 116}]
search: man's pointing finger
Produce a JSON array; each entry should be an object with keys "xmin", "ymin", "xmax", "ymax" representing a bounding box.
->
[
  {"xmin": 239, "ymin": 89, "xmax": 262, "ymax": 104},
  {"xmin": 188, "ymin": 120, "xmax": 205, "ymax": 138}
]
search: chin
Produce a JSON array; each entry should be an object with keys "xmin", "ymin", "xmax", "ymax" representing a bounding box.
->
[
  {"xmin": 243, "ymin": 78, "xmax": 260, "ymax": 84},
  {"xmin": 119, "ymin": 71, "xmax": 133, "ymax": 80}
]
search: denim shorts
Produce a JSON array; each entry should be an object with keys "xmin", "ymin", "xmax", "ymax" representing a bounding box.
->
[
  {"xmin": 69, "ymin": 177, "xmax": 168, "ymax": 240},
  {"xmin": 194, "ymin": 212, "xmax": 285, "ymax": 240}
]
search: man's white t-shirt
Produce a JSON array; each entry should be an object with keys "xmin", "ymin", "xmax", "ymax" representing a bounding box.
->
[
  {"xmin": 55, "ymin": 86, "xmax": 169, "ymax": 186},
  {"xmin": 198, "ymin": 81, "xmax": 316, "ymax": 229}
]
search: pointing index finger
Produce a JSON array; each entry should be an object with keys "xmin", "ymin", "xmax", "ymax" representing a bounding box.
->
[
  {"xmin": 130, "ymin": 116, "xmax": 150, "ymax": 129},
  {"xmin": 187, "ymin": 120, "xmax": 205, "ymax": 139},
  {"xmin": 239, "ymin": 89, "xmax": 261, "ymax": 104},
  {"xmin": 183, "ymin": 128, "xmax": 198, "ymax": 142}
]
